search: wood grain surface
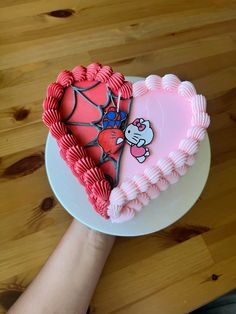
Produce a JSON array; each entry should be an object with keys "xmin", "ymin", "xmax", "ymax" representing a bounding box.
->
[{"xmin": 0, "ymin": 1, "xmax": 236, "ymax": 313}]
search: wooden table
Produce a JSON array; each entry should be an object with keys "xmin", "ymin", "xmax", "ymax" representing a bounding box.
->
[{"xmin": 0, "ymin": 1, "xmax": 236, "ymax": 313}]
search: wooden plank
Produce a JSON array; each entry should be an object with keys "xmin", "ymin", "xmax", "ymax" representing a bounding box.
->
[
  {"xmin": 112, "ymin": 256, "xmax": 236, "ymax": 314},
  {"xmin": 91, "ymin": 222, "xmax": 236, "ymax": 314},
  {"xmin": 91, "ymin": 237, "xmax": 213, "ymax": 313},
  {"xmin": 0, "ymin": 122, "xmax": 48, "ymax": 157}
]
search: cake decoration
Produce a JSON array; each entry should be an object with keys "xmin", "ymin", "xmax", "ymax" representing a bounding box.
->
[
  {"xmin": 42, "ymin": 63, "xmax": 132, "ymax": 218},
  {"xmin": 42, "ymin": 64, "xmax": 210, "ymax": 223},
  {"xmin": 125, "ymin": 118, "xmax": 154, "ymax": 163}
]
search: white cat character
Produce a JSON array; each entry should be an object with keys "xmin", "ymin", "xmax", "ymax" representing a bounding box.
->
[{"xmin": 125, "ymin": 118, "xmax": 154, "ymax": 163}]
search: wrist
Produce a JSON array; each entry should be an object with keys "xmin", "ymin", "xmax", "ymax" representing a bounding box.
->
[{"xmin": 70, "ymin": 219, "xmax": 115, "ymax": 253}]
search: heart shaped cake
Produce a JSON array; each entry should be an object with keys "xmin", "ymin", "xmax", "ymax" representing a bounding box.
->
[{"xmin": 42, "ymin": 63, "xmax": 210, "ymax": 223}]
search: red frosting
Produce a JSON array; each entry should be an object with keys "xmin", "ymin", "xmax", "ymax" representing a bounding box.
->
[
  {"xmin": 74, "ymin": 157, "xmax": 96, "ymax": 175},
  {"xmin": 42, "ymin": 109, "xmax": 61, "ymax": 127},
  {"xmin": 43, "ymin": 96, "xmax": 58, "ymax": 111},
  {"xmin": 119, "ymin": 81, "xmax": 133, "ymax": 99},
  {"xmin": 66, "ymin": 145, "xmax": 87, "ymax": 164},
  {"xmin": 72, "ymin": 66, "xmax": 87, "ymax": 81},
  {"xmin": 56, "ymin": 70, "xmax": 74, "ymax": 87},
  {"xmin": 50, "ymin": 122, "xmax": 67, "ymax": 139},
  {"xmin": 107, "ymin": 72, "xmax": 125, "ymax": 93},
  {"xmin": 59, "ymin": 134, "xmax": 78, "ymax": 151},
  {"xmin": 86, "ymin": 63, "xmax": 102, "ymax": 81},
  {"xmin": 83, "ymin": 167, "xmax": 105, "ymax": 186},
  {"xmin": 96, "ymin": 65, "xmax": 113, "ymax": 82},
  {"xmin": 47, "ymin": 82, "xmax": 64, "ymax": 99},
  {"xmin": 42, "ymin": 63, "xmax": 131, "ymax": 218}
]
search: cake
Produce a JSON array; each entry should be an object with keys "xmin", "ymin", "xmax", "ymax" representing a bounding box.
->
[{"xmin": 42, "ymin": 63, "xmax": 210, "ymax": 223}]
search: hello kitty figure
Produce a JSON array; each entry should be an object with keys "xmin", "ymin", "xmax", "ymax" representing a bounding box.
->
[{"xmin": 125, "ymin": 118, "xmax": 154, "ymax": 163}]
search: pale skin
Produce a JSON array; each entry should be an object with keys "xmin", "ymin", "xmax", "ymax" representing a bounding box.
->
[{"xmin": 8, "ymin": 219, "xmax": 115, "ymax": 314}]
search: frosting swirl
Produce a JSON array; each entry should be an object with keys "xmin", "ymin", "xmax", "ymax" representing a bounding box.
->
[
  {"xmin": 169, "ymin": 150, "xmax": 187, "ymax": 168},
  {"xmin": 191, "ymin": 95, "xmax": 207, "ymax": 113},
  {"xmin": 47, "ymin": 82, "xmax": 64, "ymax": 99},
  {"xmin": 133, "ymin": 81, "xmax": 148, "ymax": 97},
  {"xmin": 192, "ymin": 112, "xmax": 210, "ymax": 128},
  {"xmin": 42, "ymin": 109, "xmax": 61, "ymax": 127},
  {"xmin": 144, "ymin": 166, "xmax": 161, "ymax": 184},
  {"xmin": 178, "ymin": 81, "xmax": 196, "ymax": 98},
  {"xmin": 157, "ymin": 158, "xmax": 174, "ymax": 176},
  {"xmin": 43, "ymin": 96, "xmax": 58, "ymax": 111},
  {"xmin": 86, "ymin": 63, "xmax": 101, "ymax": 81},
  {"xmin": 72, "ymin": 66, "xmax": 87, "ymax": 81},
  {"xmin": 145, "ymin": 75, "xmax": 161, "ymax": 90},
  {"xmin": 162, "ymin": 74, "xmax": 180, "ymax": 91},
  {"xmin": 56, "ymin": 70, "xmax": 74, "ymax": 87},
  {"xmin": 187, "ymin": 126, "xmax": 206, "ymax": 141},
  {"xmin": 179, "ymin": 138, "xmax": 199, "ymax": 155}
]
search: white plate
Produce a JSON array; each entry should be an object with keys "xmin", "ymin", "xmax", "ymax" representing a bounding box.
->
[{"xmin": 45, "ymin": 76, "xmax": 211, "ymax": 236}]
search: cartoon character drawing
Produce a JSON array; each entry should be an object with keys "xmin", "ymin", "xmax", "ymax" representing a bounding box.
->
[
  {"xmin": 97, "ymin": 107, "xmax": 127, "ymax": 156},
  {"xmin": 124, "ymin": 118, "xmax": 154, "ymax": 163}
]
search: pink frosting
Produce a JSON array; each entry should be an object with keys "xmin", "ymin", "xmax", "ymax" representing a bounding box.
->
[
  {"xmin": 166, "ymin": 171, "xmax": 179, "ymax": 184},
  {"xmin": 147, "ymin": 184, "xmax": 160, "ymax": 199},
  {"xmin": 133, "ymin": 81, "xmax": 148, "ymax": 97},
  {"xmin": 187, "ymin": 126, "xmax": 206, "ymax": 141},
  {"xmin": 145, "ymin": 75, "xmax": 162, "ymax": 90},
  {"xmin": 133, "ymin": 175, "xmax": 150, "ymax": 192},
  {"xmin": 109, "ymin": 74, "xmax": 210, "ymax": 222},
  {"xmin": 162, "ymin": 74, "xmax": 181, "ymax": 91},
  {"xmin": 157, "ymin": 159, "xmax": 173, "ymax": 176},
  {"xmin": 109, "ymin": 206, "xmax": 135, "ymax": 223},
  {"xmin": 137, "ymin": 192, "xmax": 150, "ymax": 206},
  {"xmin": 126, "ymin": 199, "xmax": 143, "ymax": 211},
  {"xmin": 176, "ymin": 165, "xmax": 188, "ymax": 176},
  {"xmin": 186, "ymin": 155, "xmax": 195, "ymax": 166},
  {"xmin": 169, "ymin": 150, "xmax": 187, "ymax": 168},
  {"xmin": 192, "ymin": 112, "xmax": 210, "ymax": 128},
  {"xmin": 144, "ymin": 166, "xmax": 161, "ymax": 184},
  {"xmin": 191, "ymin": 95, "xmax": 207, "ymax": 113},
  {"xmin": 120, "ymin": 181, "xmax": 138, "ymax": 200},
  {"xmin": 179, "ymin": 138, "xmax": 199, "ymax": 155},
  {"xmin": 157, "ymin": 178, "xmax": 169, "ymax": 191},
  {"xmin": 178, "ymin": 81, "xmax": 196, "ymax": 98}
]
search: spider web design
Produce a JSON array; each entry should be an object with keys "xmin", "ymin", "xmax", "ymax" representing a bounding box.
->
[{"xmin": 60, "ymin": 81, "xmax": 133, "ymax": 187}]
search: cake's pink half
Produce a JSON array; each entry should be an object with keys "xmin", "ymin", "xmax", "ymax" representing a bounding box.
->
[
  {"xmin": 119, "ymin": 90, "xmax": 192, "ymax": 181},
  {"xmin": 108, "ymin": 74, "xmax": 210, "ymax": 223}
]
